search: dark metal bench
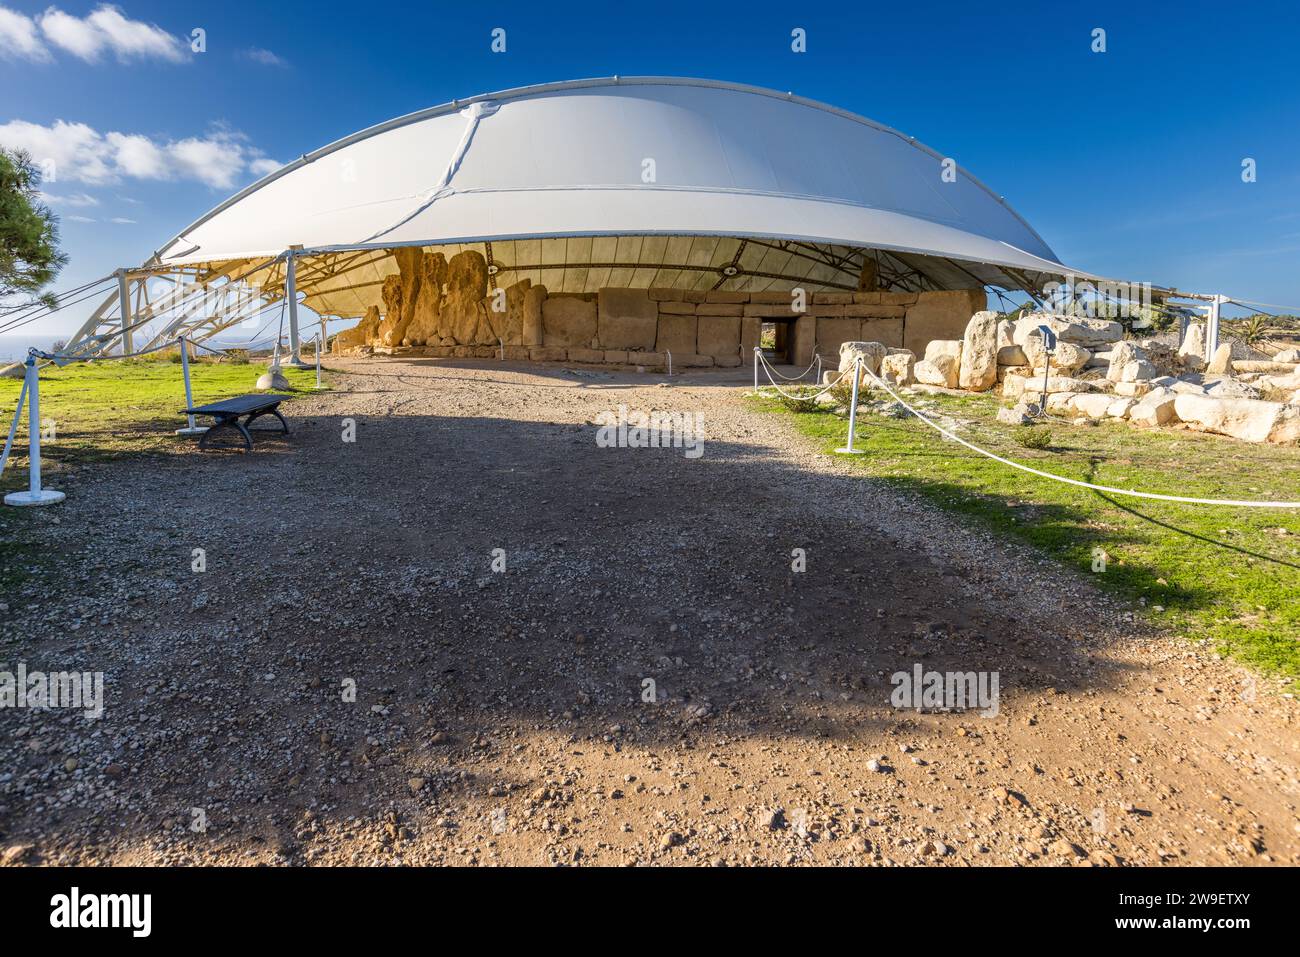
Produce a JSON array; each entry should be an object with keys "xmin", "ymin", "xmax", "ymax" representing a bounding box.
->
[{"xmin": 182, "ymin": 394, "xmax": 291, "ymax": 452}]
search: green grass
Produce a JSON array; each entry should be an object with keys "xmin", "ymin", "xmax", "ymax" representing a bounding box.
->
[
  {"xmin": 752, "ymin": 389, "xmax": 1300, "ymax": 686},
  {"xmin": 1, "ymin": 357, "xmax": 322, "ymax": 593}
]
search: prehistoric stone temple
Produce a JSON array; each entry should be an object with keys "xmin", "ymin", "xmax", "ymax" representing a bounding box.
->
[{"xmin": 334, "ymin": 247, "xmax": 986, "ymax": 369}]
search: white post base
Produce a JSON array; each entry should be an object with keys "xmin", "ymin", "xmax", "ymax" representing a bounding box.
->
[
  {"xmin": 834, "ymin": 447, "xmax": 866, "ymax": 455},
  {"xmin": 5, "ymin": 489, "xmax": 65, "ymax": 507},
  {"xmin": 175, "ymin": 426, "xmax": 209, "ymax": 437}
]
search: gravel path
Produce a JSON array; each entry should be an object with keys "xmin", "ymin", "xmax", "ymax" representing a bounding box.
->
[{"xmin": 1, "ymin": 356, "xmax": 1296, "ymax": 866}]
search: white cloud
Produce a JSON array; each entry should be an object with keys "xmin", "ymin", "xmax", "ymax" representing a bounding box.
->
[
  {"xmin": 41, "ymin": 190, "xmax": 100, "ymax": 207},
  {"xmin": 65, "ymin": 214, "xmax": 95, "ymax": 222},
  {"xmin": 0, "ymin": 118, "xmax": 281, "ymax": 190},
  {"xmin": 248, "ymin": 157, "xmax": 282, "ymax": 177},
  {"xmin": 240, "ymin": 47, "xmax": 286, "ymax": 67},
  {"xmin": 0, "ymin": 7, "xmax": 50, "ymax": 61},
  {"xmin": 109, "ymin": 216, "xmax": 135, "ymax": 224},
  {"xmin": 9, "ymin": 3, "xmax": 187, "ymax": 63}
]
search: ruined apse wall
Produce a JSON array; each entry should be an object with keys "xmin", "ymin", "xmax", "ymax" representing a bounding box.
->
[{"xmin": 333, "ymin": 248, "xmax": 987, "ymax": 367}]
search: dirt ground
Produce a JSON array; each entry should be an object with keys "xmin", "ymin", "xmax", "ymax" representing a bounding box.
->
[{"xmin": 1, "ymin": 356, "xmax": 1296, "ymax": 866}]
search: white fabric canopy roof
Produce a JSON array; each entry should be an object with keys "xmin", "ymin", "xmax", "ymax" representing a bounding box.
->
[{"xmin": 146, "ymin": 77, "xmax": 1079, "ymax": 319}]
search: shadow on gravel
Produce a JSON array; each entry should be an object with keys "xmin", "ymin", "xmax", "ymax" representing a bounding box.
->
[{"xmin": 0, "ymin": 404, "xmax": 1140, "ymax": 863}]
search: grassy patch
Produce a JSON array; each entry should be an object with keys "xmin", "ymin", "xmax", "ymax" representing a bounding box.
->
[
  {"xmin": 752, "ymin": 388, "xmax": 1300, "ymax": 685},
  {"xmin": 1, "ymin": 358, "xmax": 323, "ymax": 595}
]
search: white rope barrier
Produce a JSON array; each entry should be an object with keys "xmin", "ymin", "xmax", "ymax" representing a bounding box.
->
[
  {"xmin": 854, "ymin": 363, "xmax": 1300, "ymax": 509},
  {"xmin": 755, "ymin": 347, "xmax": 823, "ymax": 382},
  {"xmin": 756, "ymin": 351, "xmax": 855, "ymax": 401}
]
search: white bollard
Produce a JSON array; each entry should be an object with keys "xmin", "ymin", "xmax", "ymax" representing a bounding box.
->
[
  {"xmin": 5, "ymin": 357, "xmax": 64, "ymax": 506},
  {"xmin": 176, "ymin": 336, "xmax": 208, "ymax": 436},
  {"xmin": 835, "ymin": 357, "xmax": 866, "ymax": 456}
]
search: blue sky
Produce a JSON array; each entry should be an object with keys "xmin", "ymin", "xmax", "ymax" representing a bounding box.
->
[{"xmin": 3, "ymin": 0, "xmax": 1299, "ymax": 338}]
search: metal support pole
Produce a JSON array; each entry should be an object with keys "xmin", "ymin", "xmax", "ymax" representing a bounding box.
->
[
  {"xmin": 116, "ymin": 269, "xmax": 133, "ymax": 356},
  {"xmin": 315, "ymin": 334, "xmax": 322, "ymax": 389},
  {"xmin": 285, "ymin": 251, "xmax": 308, "ymax": 367},
  {"xmin": 666, "ymin": 350, "xmax": 673, "ymax": 377},
  {"xmin": 753, "ymin": 347, "xmax": 760, "ymax": 391},
  {"xmin": 1205, "ymin": 294, "xmax": 1222, "ymax": 363},
  {"xmin": 835, "ymin": 357, "xmax": 866, "ymax": 455},
  {"xmin": 176, "ymin": 336, "xmax": 208, "ymax": 436},
  {"xmin": 5, "ymin": 357, "xmax": 64, "ymax": 506}
]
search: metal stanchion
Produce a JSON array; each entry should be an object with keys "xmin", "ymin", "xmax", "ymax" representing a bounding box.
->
[
  {"xmin": 835, "ymin": 357, "xmax": 866, "ymax": 455},
  {"xmin": 666, "ymin": 350, "xmax": 673, "ymax": 377},
  {"xmin": 176, "ymin": 336, "xmax": 208, "ymax": 436},
  {"xmin": 753, "ymin": 347, "xmax": 760, "ymax": 391},
  {"xmin": 4, "ymin": 356, "xmax": 64, "ymax": 506},
  {"xmin": 315, "ymin": 333, "xmax": 323, "ymax": 389}
]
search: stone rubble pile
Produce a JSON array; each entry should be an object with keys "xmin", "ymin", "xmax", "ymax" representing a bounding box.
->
[{"xmin": 835, "ymin": 310, "xmax": 1300, "ymax": 446}]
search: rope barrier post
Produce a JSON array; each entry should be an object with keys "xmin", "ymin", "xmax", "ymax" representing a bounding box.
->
[
  {"xmin": 753, "ymin": 347, "xmax": 760, "ymax": 392},
  {"xmin": 315, "ymin": 333, "xmax": 323, "ymax": 389},
  {"xmin": 666, "ymin": 350, "xmax": 672, "ymax": 377},
  {"xmin": 175, "ymin": 335, "xmax": 209, "ymax": 437},
  {"xmin": 835, "ymin": 357, "xmax": 866, "ymax": 456},
  {"xmin": 4, "ymin": 356, "xmax": 64, "ymax": 507}
]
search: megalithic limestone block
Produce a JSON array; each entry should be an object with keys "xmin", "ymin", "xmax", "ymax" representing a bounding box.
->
[
  {"xmin": 334, "ymin": 304, "xmax": 382, "ymax": 353},
  {"xmin": 443, "ymin": 250, "xmax": 493, "ymax": 344},
  {"xmin": 405, "ymin": 252, "xmax": 448, "ymax": 345},
  {"xmin": 523, "ymin": 285, "xmax": 547, "ymax": 346}
]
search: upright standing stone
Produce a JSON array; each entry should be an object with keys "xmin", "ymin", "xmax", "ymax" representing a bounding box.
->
[{"xmin": 958, "ymin": 310, "xmax": 1000, "ymax": 391}]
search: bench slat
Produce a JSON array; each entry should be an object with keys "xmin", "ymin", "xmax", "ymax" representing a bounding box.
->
[{"xmin": 183, "ymin": 394, "xmax": 289, "ymax": 416}]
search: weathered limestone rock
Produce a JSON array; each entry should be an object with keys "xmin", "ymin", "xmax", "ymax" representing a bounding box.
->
[
  {"xmin": 1177, "ymin": 322, "xmax": 1206, "ymax": 370},
  {"xmin": 656, "ymin": 314, "xmax": 698, "ymax": 355},
  {"xmin": 880, "ymin": 350, "xmax": 916, "ymax": 386},
  {"xmin": 499, "ymin": 278, "xmax": 531, "ymax": 346},
  {"xmin": 374, "ymin": 274, "xmax": 404, "ymax": 346},
  {"xmin": 1273, "ymin": 348, "xmax": 1300, "ymax": 364},
  {"xmin": 1021, "ymin": 329, "xmax": 1091, "ymax": 374},
  {"xmin": 914, "ymin": 340, "xmax": 961, "ymax": 388},
  {"xmin": 443, "ymin": 250, "xmax": 493, "ymax": 345},
  {"xmin": 1021, "ymin": 375, "xmax": 1095, "ymax": 396},
  {"xmin": 697, "ymin": 315, "xmax": 742, "ymax": 359},
  {"xmin": 902, "ymin": 289, "xmax": 987, "ymax": 355},
  {"xmin": 1112, "ymin": 380, "xmax": 1152, "ymax": 397},
  {"xmin": 1014, "ymin": 313, "xmax": 1122, "ymax": 350},
  {"xmin": 859, "ymin": 316, "xmax": 905, "ymax": 347},
  {"xmin": 1129, "ymin": 388, "xmax": 1178, "ymax": 427},
  {"xmin": 1106, "ymin": 397, "xmax": 1137, "ymax": 418},
  {"xmin": 0, "ymin": 363, "xmax": 24, "ymax": 379},
  {"xmin": 838, "ymin": 341, "xmax": 888, "ymax": 377},
  {"xmin": 1204, "ymin": 378, "xmax": 1260, "ymax": 400},
  {"xmin": 404, "ymin": 252, "xmax": 450, "ymax": 345},
  {"xmin": 1205, "ymin": 343, "xmax": 1233, "ymax": 376},
  {"xmin": 523, "ymin": 285, "xmax": 547, "ymax": 346},
  {"xmin": 997, "ymin": 344, "xmax": 1027, "ymax": 366},
  {"xmin": 542, "ymin": 294, "xmax": 597, "ymax": 348},
  {"xmin": 958, "ymin": 311, "xmax": 1000, "ymax": 391},
  {"xmin": 1067, "ymin": 393, "xmax": 1114, "ymax": 418},
  {"xmin": 1173, "ymin": 394, "xmax": 1300, "ymax": 444},
  {"xmin": 334, "ymin": 305, "xmax": 382, "ymax": 353},
  {"xmin": 598, "ymin": 288, "xmax": 657, "ymax": 351},
  {"xmin": 1232, "ymin": 360, "xmax": 1299, "ymax": 375}
]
